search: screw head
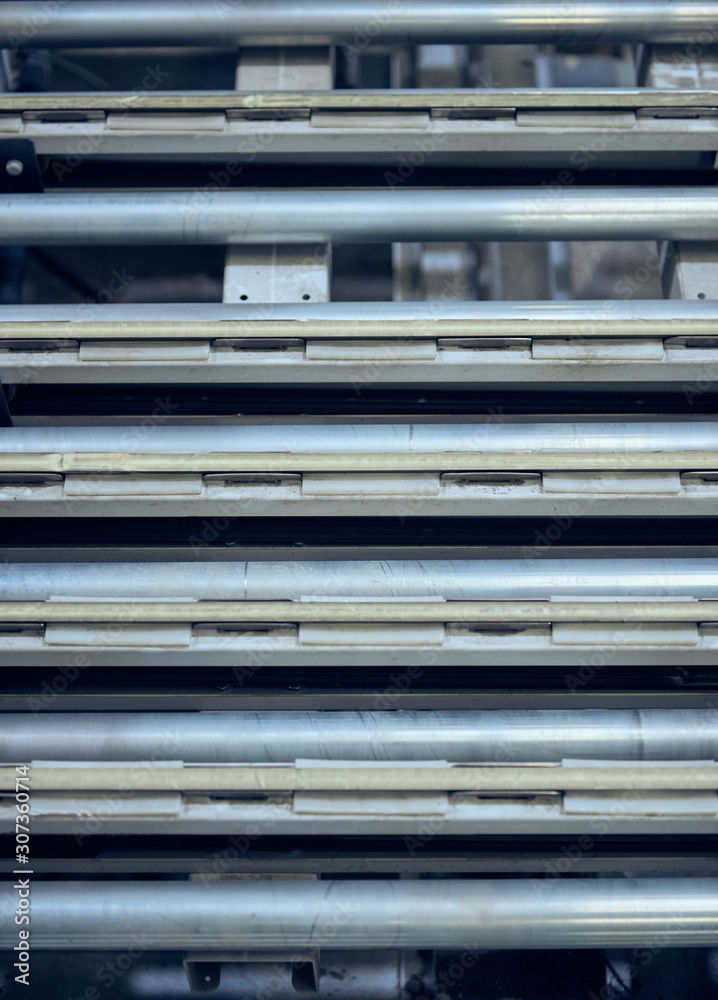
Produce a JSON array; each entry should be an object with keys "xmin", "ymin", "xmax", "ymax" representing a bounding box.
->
[{"xmin": 5, "ymin": 159, "xmax": 23, "ymax": 177}]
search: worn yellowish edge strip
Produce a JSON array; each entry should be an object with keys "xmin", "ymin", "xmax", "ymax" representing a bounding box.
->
[
  {"xmin": 2, "ymin": 763, "xmax": 717, "ymax": 793},
  {"xmin": 0, "ymin": 451, "xmax": 714, "ymax": 472},
  {"xmin": 1, "ymin": 320, "xmax": 717, "ymax": 340},
  {"xmin": 1, "ymin": 89, "xmax": 718, "ymax": 111},
  {"xmin": 0, "ymin": 599, "xmax": 713, "ymax": 623}
]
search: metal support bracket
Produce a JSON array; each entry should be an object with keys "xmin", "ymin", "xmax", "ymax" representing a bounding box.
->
[
  {"xmin": 183, "ymin": 948, "xmax": 320, "ymax": 995},
  {"xmin": 0, "ymin": 138, "xmax": 43, "ymax": 192}
]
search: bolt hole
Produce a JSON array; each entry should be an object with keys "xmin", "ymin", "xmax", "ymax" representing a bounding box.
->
[
  {"xmin": 240, "ymin": 294, "xmax": 248, "ymax": 300},
  {"xmin": 698, "ymin": 292, "xmax": 706, "ymax": 299},
  {"xmin": 302, "ymin": 293, "xmax": 310, "ymax": 300}
]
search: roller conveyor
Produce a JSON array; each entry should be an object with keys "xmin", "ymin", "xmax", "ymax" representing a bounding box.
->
[{"xmin": 3, "ymin": 6, "xmax": 718, "ymax": 998}]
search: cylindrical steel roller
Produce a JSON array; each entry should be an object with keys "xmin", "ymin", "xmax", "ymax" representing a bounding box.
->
[
  {"xmin": 1, "ymin": 190, "xmax": 718, "ymax": 245},
  {"xmin": 0, "ymin": 558, "xmax": 714, "ymax": 599},
  {"xmin": 0, "ymin": 421, "xmax": 715, "ymax": 454},
  {"xmin": 0, "ymin": 2, "xmax": 710, "ymax": 47},
  {"xmin": 3, "ymin": 709, "xmax": 718, "ymax": 762},
  {"xmin": 1, "ymin": 880, "xmax": 715, "ymax": 950}
]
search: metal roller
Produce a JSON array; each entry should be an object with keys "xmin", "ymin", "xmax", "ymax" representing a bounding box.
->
[
  {"xmin": 0, "ymin": 558, "xmax": 714, "ymax": 599},
  {"xmin": 0, "ymin": 421, "xmax": 715, "ymax": 455},
  {"xmin": 1, "ymin": 879, "xmax": 716, "ymax": 950},
  {"xmin": 2, "ymin": 190, "xmax": 718, "ymax": 245},
  {"xmin": 0, "ymin": 1, "xmax": 710, "ymax": 47},
  {"xmin": 3, "ymin": 709, "xmax": 718, "ymax": 762}
]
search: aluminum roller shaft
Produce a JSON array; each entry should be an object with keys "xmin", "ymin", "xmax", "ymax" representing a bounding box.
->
[
  {"xmin": 4, "ymin": 709, "xmax": 718, "ymax": 762},
  {"xmin": 0, "ymin": 558, "xmax": 714, "ymax": 599},
  {"xmin": 0, "ymin": 421, "xmax": 715, "ymax": 454},
  {"xmin": 0, "ymin": 1, "xmax": 710, "ymax": 47},
  {"xmin": 2, "ymin": 189, "xmax": 718, "ymax": 245},
  {"xmin": 1, "ymin": 880, "xmax": 715, "ymax": 950}
]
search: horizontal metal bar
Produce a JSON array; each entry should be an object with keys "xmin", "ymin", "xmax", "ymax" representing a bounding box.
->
[
  {"xmin": 0, "ymin": 2, "xmax": 711, "ymax": 46},
  {"xmin": 2, "ymin": 878, "xmax": 715, "ymax": 950},
  {"xmin": 2, "ymin": 189, "xmax": 718, "ymax": 244},
  {"xmin": 1, "ymin": 558, "xmax": 712, "ymax": 599},
  {"xmin": 10, "ymin": 850, "xmax": 718, "ymax": 876},
  {"xmin": 4, "ymin": 639, "xmax": 715, "ymax": 668},
  {"xmin": 2, "ymin": 452, "xmax": 716, "ymax": 472},
  {"xmin": 0, "ymin": 422, "xmax": 715, "ymax": 460},
  {"xmin": 5, "ymin": 315, "xmax": 718, "ymax": 340},
  {"xmin": 6, "ymin": 494, "xmax": 715, "ymax": 518},
  {"xmin": 3, "ymin": 299, "xmax": 716, "ymax": 326},
  {"xmin": 3, "ymin": 89, "xmax": 718, "ymax": 111},
  {"xmin": 0, "ymin": 599, "xmax": 713, "ymax": 623},
  {"xmin": 11, "ymin": 793, "xmax": 718, "ymax": 838},
  {"xmin": 2, "ymin": 686, "xmax": 715, "ymax": 712},
  {"xmin": 3, "ymin": 762, "xmax": 718, "ymax": 793},
  {"xmin": 2, "ymin": 358, "xmax": 713, "ymax": 388},
  {"xmin": 4, "ymin": 709, "xmax": 717, "ymax": 762},
  {"xmin": 12, "ymin": 790, "xmax": 718, "ymax": 840}
]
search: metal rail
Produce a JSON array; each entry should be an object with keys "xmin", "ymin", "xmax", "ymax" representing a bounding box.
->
[
  {"xmin": 0, "ymin": 598, "xmax": 713, "ymax": 622},
  {"xmin": 2, "ymin": 88, "xmax": 718, "ymax": 110},
  {"xmin": 0, "ymin": 879, "xmax": 715, "ymax": 949},
  {"xmin": 2, "ymin": 299, "xmax": 718, "ymax": 339},
  {"xmin": 4, "ymin": 709, "xmax": 717, "ymax": 761},
  {"xmin": 4, "ymin": 451, "xmax": 717, "ymax": 472},
  {"xmin": 0, "ymin": 2, "xmax": 712, "ymax": 47},
  {"xmin": 3, "ymin": 762, "xmax": 718, "ymax": 792},
  {"xmin": 2, "ymin": 190, "xmax": 718, "ymax": 245}
]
